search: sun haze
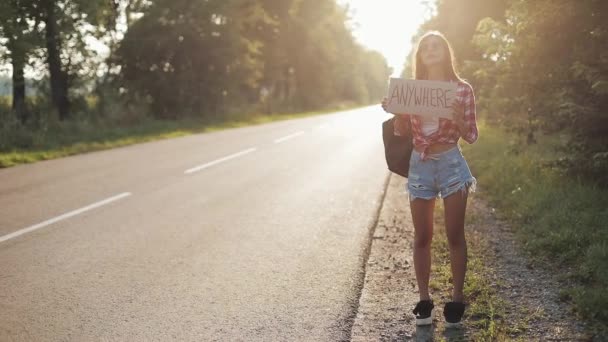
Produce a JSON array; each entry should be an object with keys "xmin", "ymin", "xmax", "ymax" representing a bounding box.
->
[{"xmin": 339, "ymin": 0, "xmax": 433, "ymax": 77}]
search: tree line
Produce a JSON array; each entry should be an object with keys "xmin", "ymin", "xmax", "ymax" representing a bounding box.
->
[
  {"xmin": 405, "ymin": 0, "xmax": 608, "ymax": 185},
  {"xmin": 0, "ymin": 0, "xmax": 391, "ymax": 125}
]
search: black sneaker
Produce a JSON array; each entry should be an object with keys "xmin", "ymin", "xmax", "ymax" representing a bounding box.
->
[
  {"xmin": 443, "ymin": 301, "xmax": 465, "ymax": 328},
  {"xmin": 412, "ymin": 299, "xmax": 434, "ymax": 326}
]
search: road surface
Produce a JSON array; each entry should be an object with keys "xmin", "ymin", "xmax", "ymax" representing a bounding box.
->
[{"xmin": 0, "ymin": 106, "xmax": 392, "ymax": 341}]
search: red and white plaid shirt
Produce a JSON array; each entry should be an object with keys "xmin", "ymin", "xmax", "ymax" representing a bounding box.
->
[{"xmin": 394, "ymin": 80, "xmax": 479, "ymax": 161}]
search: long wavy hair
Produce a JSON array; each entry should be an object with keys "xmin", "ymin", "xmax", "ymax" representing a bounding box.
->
[{"xmin": 413, "ymin": 31, "xmax": 464, "ymax": 82}]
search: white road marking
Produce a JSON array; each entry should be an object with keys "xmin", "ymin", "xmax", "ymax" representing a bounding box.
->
[
  {"xmin": 0, "ymin": 192, "xmax": 132, "ymax": 243},
  {"xmin": 317, "ymin": 123, "xmax": 330, "ymax": 129},
  {"xmin": 274, "ymin": 131, "xmax": 305, "ymax": 143},
  {"xmin": 184, "ymin": 147, "xmax": 257, "ymax": 174}
]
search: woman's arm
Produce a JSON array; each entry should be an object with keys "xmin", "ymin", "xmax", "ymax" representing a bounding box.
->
[
  {"xmin": 453, "ymin": 84, "xmax": 478, "ymax": 144},
  {"xmin": 393, "ymin": 114, "xmax": 410, "ymax": 136}
]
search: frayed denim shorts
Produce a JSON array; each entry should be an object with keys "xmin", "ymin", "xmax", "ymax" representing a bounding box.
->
[{"xmin": 406, "ymin": 145, "xmax": 477, "ymax": 201}]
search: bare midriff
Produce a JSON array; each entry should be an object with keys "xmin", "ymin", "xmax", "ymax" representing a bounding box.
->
[{"xmin": 414, "ymin": 142, "xmax": 458, "ymax": 154}]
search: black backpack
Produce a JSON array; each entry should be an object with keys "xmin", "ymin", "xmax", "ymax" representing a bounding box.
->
[{"xmin": 382, "ymin": 116, "xmax": 413, "ymax": 178}]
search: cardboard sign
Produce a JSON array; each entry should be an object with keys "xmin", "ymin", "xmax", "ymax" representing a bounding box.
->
[{"xmin": 386, "ymin": 78, "xmax": 457, "ymax": 119}]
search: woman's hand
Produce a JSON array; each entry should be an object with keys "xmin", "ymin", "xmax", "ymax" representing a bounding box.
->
[
  {"xmin": 381, "ymin": 97, "xmax": 389, "ymax": 112},
  {"xmin": 383, "ymin": 96, "xmax": 410, "ymax": 135},
  {"xmin": 451, "ymin": 100, "xmax": 468, "ymax": 135},
  {"xmin": 394, "ymin": 115, "xmax": 409, "ymax": 135}
]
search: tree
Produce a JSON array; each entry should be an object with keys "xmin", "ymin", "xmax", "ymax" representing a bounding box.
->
[
  {"xmin": 116, "ymin": 0, "xmax": 270, "ymax": 119},
  {"xmin": 473, "ymin": 0, "xmax": 608, "ymax": 183},
  {"xmin": 34, "ymin": 0, "xmax": 119, "ymax": 120},
  {"xmin": 0, "ymin": 0, "xmax": 40, "ymax": 123},
  {"xmin": 258, "ymin": 0, "xmax": 389, "ymax": 111},
  {"xmin": 41, "ymin": 0, "xmax": 70, "ymax": 120}
]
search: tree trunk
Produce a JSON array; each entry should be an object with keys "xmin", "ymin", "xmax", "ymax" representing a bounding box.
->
[
  {"xmin": 43, "ymin": 0, "xmax": 70, "ymax": 120},
  {"xmin": 10, "ymin": 40, "xmax": 27, "ymax": 124}
]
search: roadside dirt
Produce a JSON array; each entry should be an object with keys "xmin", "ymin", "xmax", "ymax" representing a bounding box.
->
[{"xmin": 349, "ymin": 172, "xmax": 593, "ymax": 341}]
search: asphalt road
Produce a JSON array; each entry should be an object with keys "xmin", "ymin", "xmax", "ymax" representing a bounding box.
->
[{"xmin": 0, "ymin": 106, "xmax": 392, "ymax": 341}]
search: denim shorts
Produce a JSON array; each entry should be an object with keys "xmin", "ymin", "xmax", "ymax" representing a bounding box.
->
[{"xmin": 406, "ymin": 145, "xmax": 477, "ymax": 201}]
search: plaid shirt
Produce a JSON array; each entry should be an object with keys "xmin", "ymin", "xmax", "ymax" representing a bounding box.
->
[{"xmin": 394, "ymin": 80, "xmax": 479, "ymax": 161}]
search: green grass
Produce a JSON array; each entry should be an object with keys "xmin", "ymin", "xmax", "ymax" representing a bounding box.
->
[
  {"xmin": 0, "ymin": 104, "xmax": 362, "ymax": 168},
  {"xmin": 460, "ymin": 120, "xmax": 608, "ymax": 337}
]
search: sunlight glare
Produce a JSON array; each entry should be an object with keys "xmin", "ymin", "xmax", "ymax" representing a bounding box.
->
[{"xmin": 339, "ymin": 0, "xmax": 433, "ymax": 76}]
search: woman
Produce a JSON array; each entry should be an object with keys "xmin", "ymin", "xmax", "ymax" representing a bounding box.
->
[{"xmin": 381, "ymin": 30, "xmax": 479, "ymax": 328}]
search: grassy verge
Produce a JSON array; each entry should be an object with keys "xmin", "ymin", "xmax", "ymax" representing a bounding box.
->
[
  {"xmin": 458, "ymin": 121, "xmax": 608, "ymax": 337},
  {"xmin": 0, "ymin": 104, "xmax": 363, "ymax": 168}
]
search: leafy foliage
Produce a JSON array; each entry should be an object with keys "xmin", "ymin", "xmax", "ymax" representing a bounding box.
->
[
  {"xmin": 472, "ymin": 0, "xmax": 608, "ymax": 185},
  {"xmin": 411, "ymin": 0, "xmax": 608, "ymax": 185},
  {"xmin": 1, "ymin": 0, "xmax": 390, "ymax": 125},
  {"xmin": 114, "ymin": 0, "xmax": 390, "ymax": 119}
]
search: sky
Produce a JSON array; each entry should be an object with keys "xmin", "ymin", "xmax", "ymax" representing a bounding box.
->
[{"xmin": 338, "ymin": 0, "xmax": 433, "ymax": 76}]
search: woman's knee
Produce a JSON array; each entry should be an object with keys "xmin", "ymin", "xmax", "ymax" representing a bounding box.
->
[
  {"xmin": 445, "ymin": 230, "xmax": 466, "ymax": 247},
  {"xmin": 414, "ymin": 231, "xmax": 433, "ymax": 248}
]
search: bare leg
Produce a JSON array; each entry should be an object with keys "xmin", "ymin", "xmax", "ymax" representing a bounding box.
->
[
  {"xmin": 410, "ymin": 197, "xmax": 436, "ymax": 301},
  {"xmin": 443, "ymin": 188, "xmax": 469, "ymax": 302}
]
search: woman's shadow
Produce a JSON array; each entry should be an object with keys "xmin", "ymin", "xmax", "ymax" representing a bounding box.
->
[{"xmin": 413, "ymin": 324, "xmax": 469, "ymax": 341}]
